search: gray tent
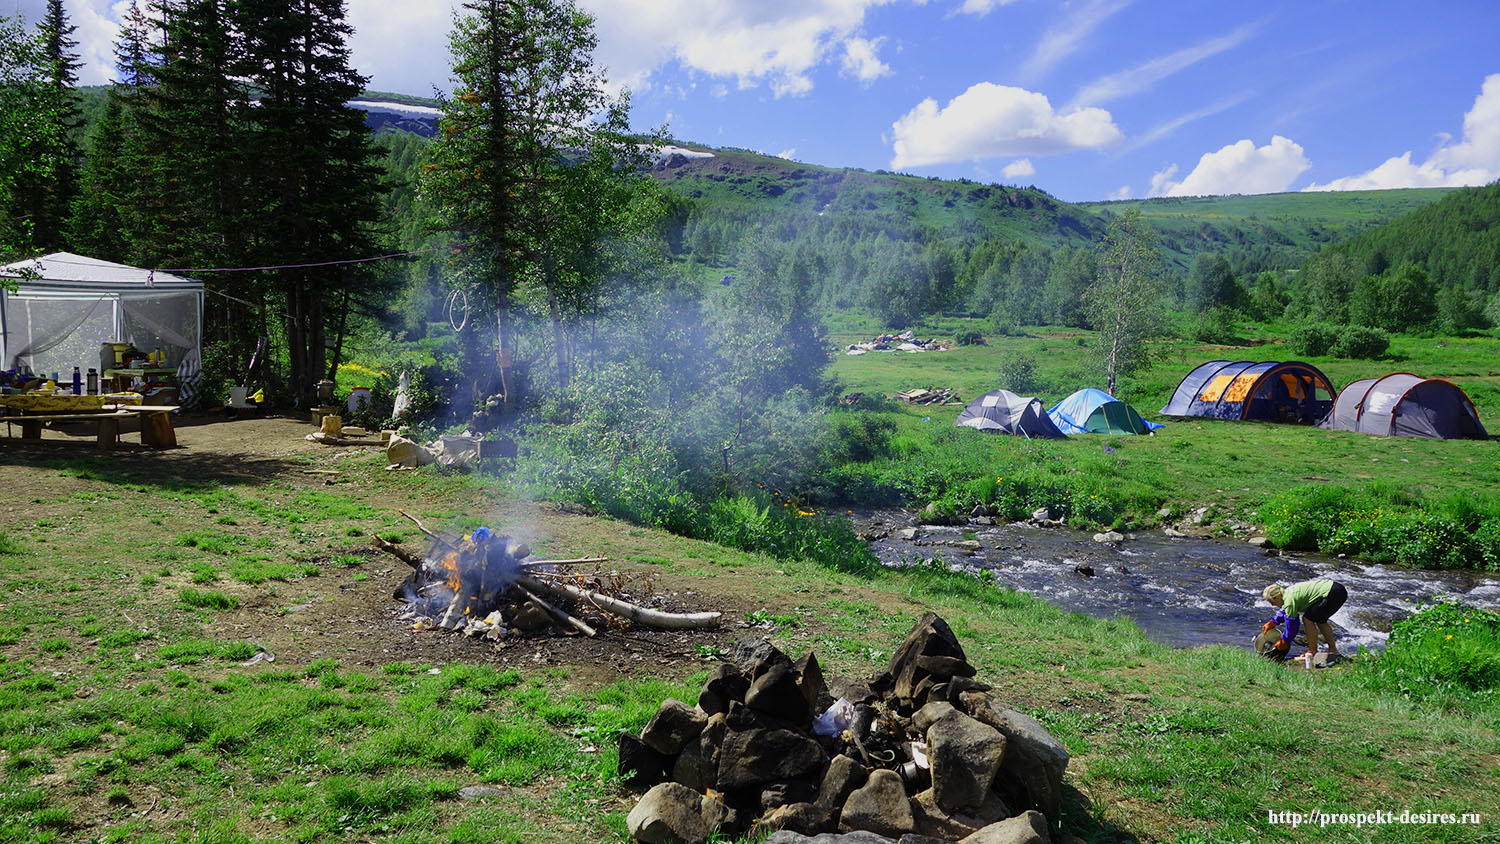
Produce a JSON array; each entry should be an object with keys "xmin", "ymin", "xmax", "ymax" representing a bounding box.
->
[
  {"xmin": 1319, "ymin": 373, "xmax": 1486, "ymax": 439},
  {"xmin": 955, "ymin": 389, "xmax": 1067, "ymax": 438}
]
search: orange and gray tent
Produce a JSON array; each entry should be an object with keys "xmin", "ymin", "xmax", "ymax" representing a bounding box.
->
[
  {"xmin": 1160, "ymin": 361, "xmax": 1335, "ymax": 423},
  {"xmin": 956, "ymin": 389, "xmax": 1067, "ymax": 438},
  {"xmin": 1319, "ymin": 373, "xmax": 1487, "ymax": 439}
]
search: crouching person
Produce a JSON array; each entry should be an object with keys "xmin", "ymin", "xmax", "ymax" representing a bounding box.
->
[{"xmin": 1264, "ymin": 579, "xmax": 1348, "ymax": 659}]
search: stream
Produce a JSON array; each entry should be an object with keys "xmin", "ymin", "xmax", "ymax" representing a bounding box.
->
[{"xmin": 853, "ymin": 511, "xmax": 1500, "ymax": 651}]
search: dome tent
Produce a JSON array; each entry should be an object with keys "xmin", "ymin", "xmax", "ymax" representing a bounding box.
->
[
  {"xmin": 955, "ymin": 389, "xmax": 1067, "ymax": 438},
  {"xmin": 1319, "ymin": 373, "xmax": 1486, "ymax": 440},
  {"xmin": 1048, "ymin": 388, "xmax": 1163, "ymax": 435},
  {"xmin": 1161, "ymin": 360, "xmax": 1335, "ymax": 424}
]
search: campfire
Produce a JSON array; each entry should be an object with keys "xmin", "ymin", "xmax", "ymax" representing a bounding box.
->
[
  {"xmin": 375, "ymin": 512, "xmax": 720, "ymax": 639},
  {"xmin": 619, "ymin": 613, "xmax": 1069, "ymax": 844}
]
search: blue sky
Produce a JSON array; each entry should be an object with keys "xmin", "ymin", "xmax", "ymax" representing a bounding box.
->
[{"xmin": 14, "ymin": 0, "xmax": 1500, "ymax": 202}]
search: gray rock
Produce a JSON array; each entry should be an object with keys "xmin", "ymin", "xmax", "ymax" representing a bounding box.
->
[
  {"xmin": 973, "ymin": 516, "xmax": 997, "ymax": 526},
  {"xmin": 816, "ymin": 754, "xmax": 868, "ymax": 810},
  {"xmin": 959, "ymin": 810, "xmax": 1050, "ymax": 844},
  {"xmin": 762, "ymin": 781, "xmax": 820, "ymax": 812},
  {"xmin": 672, "ymin": 713, "xmax": 727, "ymax": 792},
  {"xmin": 909, "ymin": 788, "xmax": 980, "ymax": 840},
  {"xmin": 959, "ymin": 693, "xmax": 1068, "ymax": 822},
  {"xmin": 457, "ymin": 785, "xmax": 504, "ymax": 800},
  {"xmin": 747, "ymin": 663, "xmax": 814, "ymax": 725},
  {"xmin": 1091, "ymin": 531, "xmax": 1124, "ymax": 543},
  {"xmin": 734, "ymin": 637, "xmax": 793, "ymax": 679},
  {"xmin": 1163, "ymin": 527, "xmax": 1188, "ymax": 538},
  {"xmin": 698, "ymin": 663, "xmax": 750, "ymax": 716},
  {"xmin": 618, "ymin": 732, "xmax": 671, "ymax": 788},
  {"xmin": 716, "ymin": 728, "xmax": 826, "ymax": 791},
  {"xmin": 762, "ymin": 801, "xmax": 836, "ymax": 835},
  {"xmin": 840, "ymin": 769, "xmax": 914, "ymax": 838},
  {"xmin": 1156, "ymin": 507, "xmax": 1172, "ymax": 518},
  {"xmin": 627, "ymin": 781, "xmax": 710, "ymax": 844},
  {"xmin": 927, "ymin": 710, "xmax": 1006, "ymax": 813},
  {"xmin": 699, "ymin": 793, "xmax": 741, "ymax": 837},
  {"xmin": 794, "ymin": 651, "xmax": 827, "ymax": 715},
  {"xmin": 763, "ymin": 832, "xmax": 899, "ymax": 844},
  {"xmin": 1031, "ymin": 508, "xmax": 1050, "ymax": 521},
  {"xmin": 1248, "ymin": 536, "xmax": 1269, "ymax": 547},
  {"xmin": 911, "ymin": 701, "xmax": 957, "ymax": 735},
  {"xmin": 886, "ymin": 613, "xmax": 969, "ymax": 709},
  {"xmin": 897, "ymin": 528, "xmax": 920, "ymax": 541},
  {"xmin": 641, "ymin": 698, "xmax": 708, "ymax": 755}
]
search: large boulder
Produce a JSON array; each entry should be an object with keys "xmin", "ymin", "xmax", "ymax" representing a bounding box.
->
[
  {"xmin": 959, "ymin": 693, "xmax": 1068, "ymax": 822},
  {"xmin": 618, "ymin": 732, "xmax": 672, "ymax": 788},
  {"xmin": 747, "ymin": 663, "xmax": 814, "ymax": 725},
  {"xmin": 762, "ymin": 802, "xmax": 837, "ymax": 835},
  {"xmin": 699, "ymin": 664, "xmax": 751, "ymax": 716},
  {"xmin": 816, "ymin": 755, "xmax": 868, "ymax": 811},
  {"xmin": 641, "ymin": 699, "xmax": 708, "ymax": 756},
  {"xmin": 927, "ymin": 710, "xmax": 1006, "ymax": 813},
  {"xmin": 840, "ymin": 769, "xmax": 914, "ymax": 838},
  {"xmin": 627, "ymin": 781, "xmax": 710, "ymax": 844},
  {"xmin": 716, "ymin": 728, "xmax": 825, "ymax": 791},
  {"xmin": 734, "ymin": 636, "xmax": 793, "ymax": 679},
  {"xmin": 886, "ymin": 613, "xmax": 973, "ymax": 709},
  {"xmin": 959, "ymin": 810, "xmax": 1050, "ymax": 844},
  {"xmin": 672, "ymin": 713, "xmax": 727, "ymax": 792}
]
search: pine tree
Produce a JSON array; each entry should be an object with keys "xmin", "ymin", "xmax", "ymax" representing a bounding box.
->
[
  {"xmin": 236, "ymin": 0, "xmax": 388, "ymax": 403},
  {"xmin": 0, "ymin": 14, "xmax": 43, "ymax": 258}
]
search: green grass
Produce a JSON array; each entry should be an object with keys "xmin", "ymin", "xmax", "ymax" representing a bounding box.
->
[{"xmin": 0, "ymin": 532, "xmax": 21, "ymax": 554}]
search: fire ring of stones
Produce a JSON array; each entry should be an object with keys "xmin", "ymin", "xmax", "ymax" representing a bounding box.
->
[{"xmin": 619, "ymin": 613, "xmax": 1069, "ymax": 844}]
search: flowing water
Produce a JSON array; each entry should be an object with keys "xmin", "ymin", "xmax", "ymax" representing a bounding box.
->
[{"xmin": 854, "ymin": 511, "xmax": 1500, "ymax": 651}]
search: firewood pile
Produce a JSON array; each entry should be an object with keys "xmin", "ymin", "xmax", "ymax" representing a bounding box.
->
[
  {"xmin": 895, "ymin": 387, "xmax": 958, "ymax": 406},
  {"xmin": 374, "ymin": 513, "xmax": 720, "ymax": 639},
  {"xmin": 619, "ymin": 613, "xmax": 1069, "ymax": 844}
]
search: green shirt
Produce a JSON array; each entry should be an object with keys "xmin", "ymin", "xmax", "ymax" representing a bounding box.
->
[{"xmin": 1283, "ymin": 579, "xmax": 1334, "ymax": 618}]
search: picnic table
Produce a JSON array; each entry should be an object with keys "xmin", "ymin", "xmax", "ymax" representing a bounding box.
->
[{"xmin": 0, "ymin": 395, "xmax": 178, "ymax": 448}]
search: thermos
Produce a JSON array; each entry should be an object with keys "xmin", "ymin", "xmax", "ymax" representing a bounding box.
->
[
  {"xmin": 72, "ymin": 366, "xmax": 82, "ymax": 395},
  {"xmin": 86, "ymin": 368, "xmax": 99, "ymax": 395}
]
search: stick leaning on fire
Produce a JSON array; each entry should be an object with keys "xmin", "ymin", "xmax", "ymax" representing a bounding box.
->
[{"xmin": 374, "ymin": 510, "xmax": 721, "ymax": 632}]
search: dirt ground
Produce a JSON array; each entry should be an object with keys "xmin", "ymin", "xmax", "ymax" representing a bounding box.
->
[{"xmin": 0, "ymin": 413, "xmax": 762, "ymax": 686}]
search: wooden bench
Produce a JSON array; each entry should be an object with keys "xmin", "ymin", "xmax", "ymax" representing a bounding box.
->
[{"xmin": 1, "ymin": 406, "xmax": 178, "ymax": 449}]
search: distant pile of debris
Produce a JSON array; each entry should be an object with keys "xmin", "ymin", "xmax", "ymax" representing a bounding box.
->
[
  {"xmin": 846, "ymin": 330, "xmax": 952, "ymax": 356},
  {"xmin": 896, "ymin": 388, "xmax": 958, "ymax": 406}
]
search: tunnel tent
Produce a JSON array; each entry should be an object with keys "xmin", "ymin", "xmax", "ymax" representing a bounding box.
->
[
  {"xmin": 1, "ymin": 252, "xmax": 204, "ymax": 403},
  {"xmin": 1160, "ymin": 360, "xmax": 1335, "ymax": 424},
  {"xmin": 1048, "ymin": 388, "xmax": 1163, "ymax": 435},
  {"xmin": 955, "ymin": 389, "xmax": 1067, "ymax": 438},
  {"xmin": 1319, "ymin": 373, "xmax": 1487, "ymax": 439}
]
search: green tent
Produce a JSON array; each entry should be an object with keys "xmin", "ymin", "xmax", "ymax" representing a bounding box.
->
[{"xmin": 1047, "ymin": 388, "xmax": 1162, "ymax": 435}]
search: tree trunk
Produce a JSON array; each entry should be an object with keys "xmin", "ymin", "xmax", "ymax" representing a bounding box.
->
[
  {"xmin": 327, "ymin": 285, "xmax": 350, "ymax": 383},
  {"xmin": 496, "ymin": 294, "xmax": 515, "ymax": 414},
  {"xmin": 545, "ymin": 272, "xmax": 570, "ymax": 391}
]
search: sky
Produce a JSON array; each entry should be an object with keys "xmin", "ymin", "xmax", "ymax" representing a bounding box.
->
[{"xmin": 10, "ymin": 0, "xmax": 1500, "ymax": 203}]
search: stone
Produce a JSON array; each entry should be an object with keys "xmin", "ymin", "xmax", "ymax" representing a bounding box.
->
[
  {"xmin": 762, "ymin": 781, "xmax": 820, "ymax": 812},
  {"xmin": 959, "ymin": 810, "xmax": 1050, "ymax": 844},
  {"xmin": 1091, "ymin": 531, "xmax": 1124, "ymax": 543},
  {"xmin": 816, "ymin": 754, "xmax": 868, "ymax": 810},
  {"xmin": 1248, "ymin": 536, "xmax": 1269, "ymax": 547},
  {"xmin": 734, "ymin": 637, "xmax": 793, "ymax": 679},
  {"xmin": 699, "ymin": 664, "xmax": 751, "ymax": 716},
  {"xmin": 699, "ymin": 793, "xmax": 742, "ymax": 837},
  {"xmin": 959, "ymin": 693, "xmax": 1068, "ymax": 822},
  {"xmin": 1156, "ymin": 507, "xmax": 1172, "ymax": 518},
  {"xmin": 927, "ymin": 710, "xmax": 1006, "ymax": 813},
  {"xmin": 717, "ymin": 728, "xmax": 826, "ymax": 791},
  {"xmin": 618, "ymin": 732, "xmax": 671, "ymax": 788},
  {"xmin": 826, "ymin": 676, "xmax": 877, "ymax": 705},
  {"xmin": 1031, "ymin": 508, "xmax": 1050, "ymax": 521},
  {"xmin": 627, "ymin": 782, "xmax": 710, "ymax": 844},
  {"xmin": 1163, "ymin": 528, "xmax": 1188, "ymax": 538},
  {"xmin": 763, "ymin": 832, "xmax": 900, "ymax": 844},
  {"xmin": 1072, "ymin": 564, "xmax": 1095, "ymax": 577},
  {"xmin": 672, "ymin": 713, "xmax": 727, "ymax": 792},
  {"xmin": 887, "ymin": 613, "xmax": 969, "ymax": 709},
  {"xmin": 641, "ymin": 699, "xmax": 708, "ymax": 755},
  {"xmin": 973, "ymin": 516, "xmax": 997, "ymax": 526},
  {"xmin": 747, "ymin": 664, "xmax": 814, "ymax": 726},
  {"xmin": 840, "ymin": 769, "xmax": 915, "ymax": 838},
  {"xmin": 510, "ymin": 601, "xmax": 550, "ymax": 631},
  {"xmin": 762, "ymin": 802, "xmax": 837, "ymax": 836},
  {"xmin": 910, "ymin": 788, "xmax": 1009, "ymax": 840},
  {"xmin": 457, "ymin": 785, "xmax": 504, "ymax": 800},
  {"xmin": 897, "ymin": 528, "xmax": 920, "ymax": 541},
  {"xmin": 911, "ymin": 701, "xmax": 957, "ymax": 735},
  {"xmin": 794, "ymin": 651, "xmax": 827, "ymax": 715}
]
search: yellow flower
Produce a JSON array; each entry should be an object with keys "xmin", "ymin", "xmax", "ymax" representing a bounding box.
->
[{"xmin": 1446, "ymin": 634, "xmax": 1454, "ymax": 639}]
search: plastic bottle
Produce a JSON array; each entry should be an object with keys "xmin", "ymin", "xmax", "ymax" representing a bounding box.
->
[
  {"xmin": 72, "ymin": 366, "xmax": 82, "ymax": 395},
  {"xmin": 1302, "ymin": 651, "xmax": 1314, "ymax": 669}
]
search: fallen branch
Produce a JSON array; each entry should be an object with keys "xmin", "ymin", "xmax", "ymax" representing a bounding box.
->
[
  {"xmin": 399, "ymin": 510, "xmax": 453, "ymax": 550},
  {"xmin": 517, "ymin": 574, "xmax": 721, "ymax": 630},
  {"xmin": 521, "ymin": 588, "xmax": 598, "ymax": 638},
  {"xmin": 373, "ymin": 537, "xmax": 422, "ymax": 569},
  {"xmin": 522, "ymin": 556, "xmax": 610, "ymax": 567}
]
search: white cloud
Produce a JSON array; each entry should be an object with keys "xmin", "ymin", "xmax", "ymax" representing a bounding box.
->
[
  {"xmin": 1305, "ymin": 73, "xmax": 1500, "ymax": 191},
  {"xmin": 1151, "ymin": 136, "xmax": 1310, "ymax": 197},
  {"xmin": 1108, "ymin": 184, "xmax": 1132, "ymax": 201},
  {"xmin": 1019, "ymin": 0, "xmax": 1132, "ymax": 83},
  {"xmin": 890, "ymin": 83, "xmax": 1122, "ymax": 168},
  {"xmin": 1122, "ymin": 92, "xmax": 1252, "ymax": 153},
  {"xmin": 956, "ymin": 0, "xmax": 1021, "ymax": 16},
  {"xmin": 1002, "ymin": 158, "xmax": 1035, "ymax": 179},
  {"xmin": 840, "ymin": 36, "xmax": 891, "ymax": 84},
  {"xmin": 776, "ymin": 148, "xmax": 798, "ymax": 160},
  {"xmin": 1070, "ymin": 23, "xmax": 1260, "ymax": 108},
  {"xmin": 582, "ymin": 0, "xmax": 903, "ymax": 99},
  {"xmin": 11, "ymin": 0, "xmax": 123, "ymax": 85}
]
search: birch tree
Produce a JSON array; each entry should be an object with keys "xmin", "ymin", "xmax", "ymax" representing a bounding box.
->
[{"xmin": 1085, "ymin": 210, "xmax": 1166, "ymax": 395}]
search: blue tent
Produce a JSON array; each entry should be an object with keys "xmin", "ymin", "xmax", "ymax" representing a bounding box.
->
[{"xmin": 1048, "ymin": 388, "xmax": 1163, "ymax": 435}]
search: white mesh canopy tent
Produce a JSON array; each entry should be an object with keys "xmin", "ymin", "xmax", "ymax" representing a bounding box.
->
[{"xmin": 1, "ymin": 253, "xmax": 203, "ymax": 400}]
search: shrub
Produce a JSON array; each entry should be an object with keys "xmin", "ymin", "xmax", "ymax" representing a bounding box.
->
[
  {"xmin": 1289, "ymin": 322, "xmax": 1338, "ymax": 357},
  {"xmin": 1191, "ymin": 306, "xmax": 1242, "ymax": 344},
  {"xmin": 954, "ymin": 330, "xmax": 986, "ymax": 346},
  {"xmin": 997, "ymin": 352, "xmax": 1042, "ymax": 394},
  {"xmin": 823, "ymin": 412, "xmax": 896, "ymax": 464},
  {"xmin": 1364, "ymin": 602, "xmax": 1500, "ymax": 702},
  {"xmin": 1329, "ymin": 325, "xmax": 1390, "ymax": 359}
]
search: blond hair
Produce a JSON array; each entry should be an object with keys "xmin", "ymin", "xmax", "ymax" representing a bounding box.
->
[{"xmin": 1263, "ymin": 584, "xmax": 1285, "ymax": 605}]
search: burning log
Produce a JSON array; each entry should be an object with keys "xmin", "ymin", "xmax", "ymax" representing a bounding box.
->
[{"xmin": 378, "ymin": 526, "xmax": 720, "ymax": 638}]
